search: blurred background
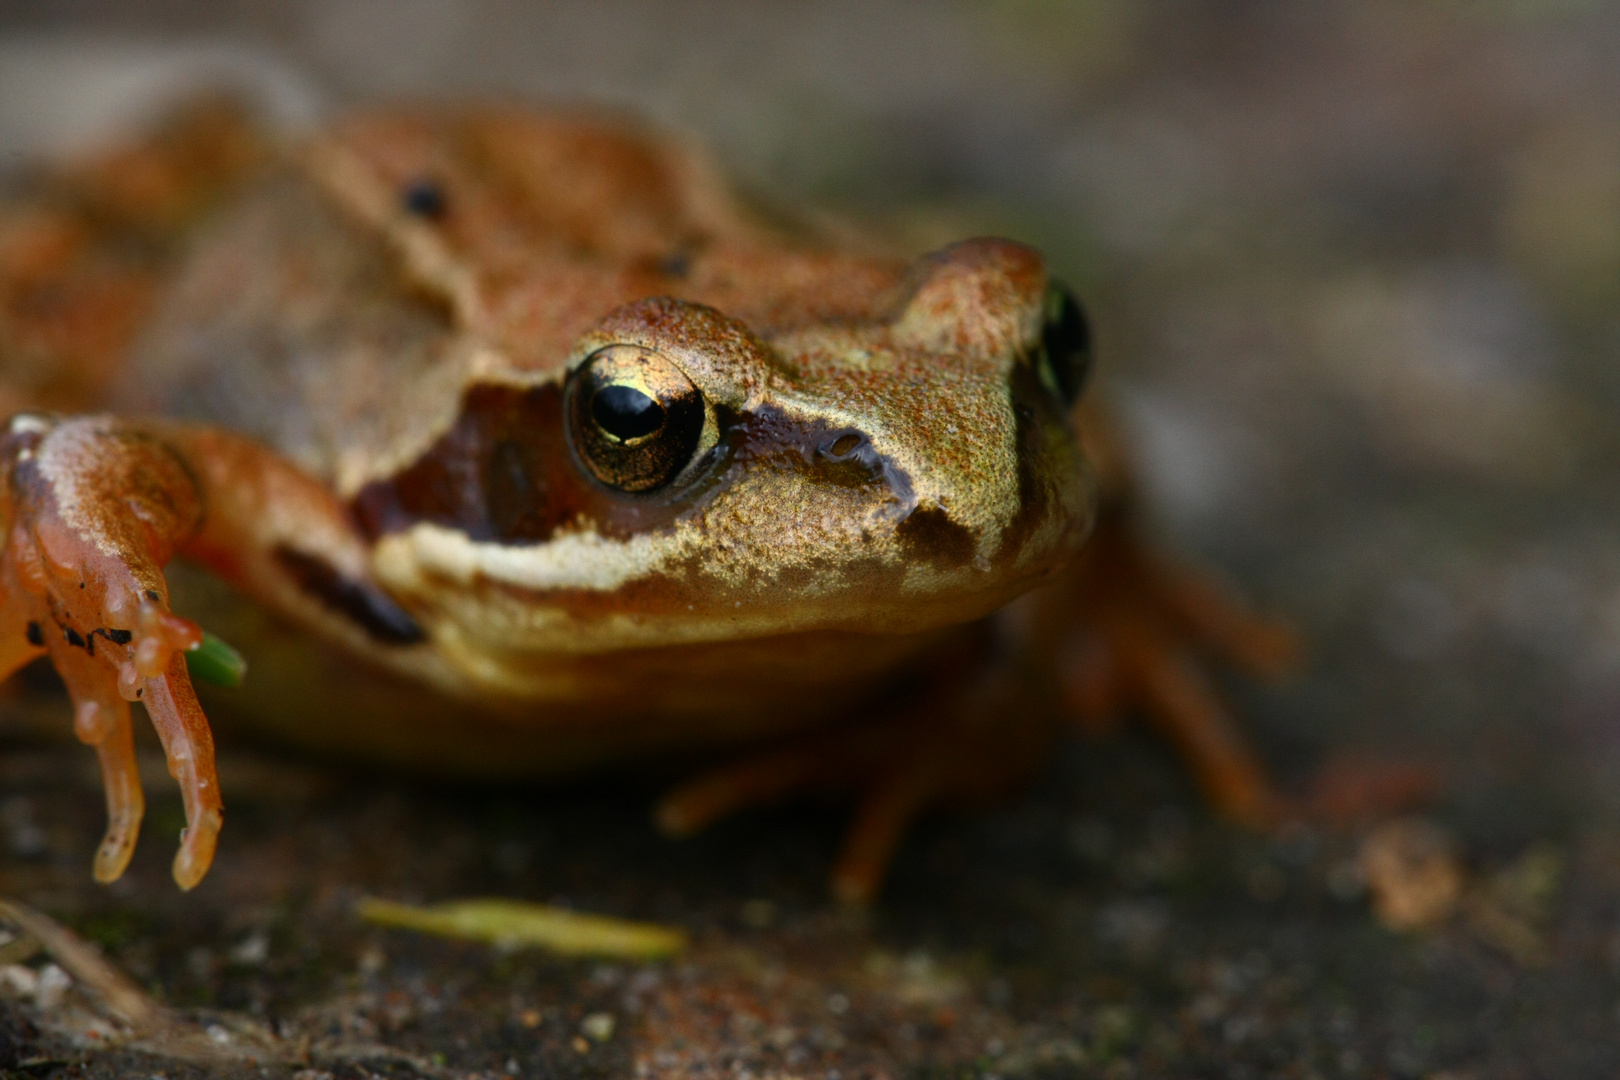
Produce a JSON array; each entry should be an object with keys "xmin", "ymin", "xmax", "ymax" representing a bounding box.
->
[{"xmin": 0, "ymin": 2, "xmax": 1618, "ymax": 1077}]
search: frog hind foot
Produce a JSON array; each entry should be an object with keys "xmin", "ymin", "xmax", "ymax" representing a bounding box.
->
[
  {"xmin": 0, "ymin": 415, "xmax": 221, "ymax": 888},
  {"xmin": 656, "ymin": 664, "xmax": 1053, "ymax": 906},
  {"xmin": 1055, "ymin": 505, "xmax": 1300, "ymax": 828}
]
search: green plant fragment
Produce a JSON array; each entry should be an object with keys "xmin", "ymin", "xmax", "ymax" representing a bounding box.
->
[
  {"xmin": 186, "ymin": 632, "xmax": 247, "ymax": 687},
  {"xmin": 355, "ymin": 897, "xmax": 688, "ymax": 960}
]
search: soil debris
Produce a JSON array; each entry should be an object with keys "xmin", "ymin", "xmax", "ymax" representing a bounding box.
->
[{"xmin": 1357, "ymin": 817, "xmax": 1465, "ymax": 931}]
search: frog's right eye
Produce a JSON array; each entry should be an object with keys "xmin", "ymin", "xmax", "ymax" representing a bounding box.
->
[
  {"xmin": 565, "ymin": 345, "xmax": 707, "ymax": 493},
  {"xmin": 1035, "ymin": 281, "xmax": 1093, "ymax": 406}
]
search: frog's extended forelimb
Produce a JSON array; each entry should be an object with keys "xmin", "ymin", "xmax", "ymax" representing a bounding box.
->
[
  {"xmin": 0, "ymin": 414, "xmax": 396, "ymax": 889},
  {"xmin": 0, "ymin": 414, "xmax": 215, "ymax": 886}
]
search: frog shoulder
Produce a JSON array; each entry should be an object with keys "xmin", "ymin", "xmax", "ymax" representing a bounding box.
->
[{"xmin": 125, "ymin": 165, "xmax": 474, "ymax": 491}]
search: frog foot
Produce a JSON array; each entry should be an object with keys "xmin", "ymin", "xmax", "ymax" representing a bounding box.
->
[
  {"xmin": 656, "ymin": 656, "xmax": 1051, "ymax": 906},
  {"xmin": 1055, "ymin": 503, "xmax": 1300, "ymax": 827},
  {"xmin": 0, "ymin": 415, "xmax": 221, "ymax": 888}
]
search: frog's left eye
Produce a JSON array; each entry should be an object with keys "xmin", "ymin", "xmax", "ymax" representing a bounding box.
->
[
  {"xmin": 1034, "ymin": 281, "xmax": 1093, "ymax": 406},
  {"xmin": 565, "ymin": 345, "xmax": 708, "ymax": 493}
]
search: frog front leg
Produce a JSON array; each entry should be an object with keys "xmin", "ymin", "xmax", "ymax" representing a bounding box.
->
[
  {"xmin": 0, "ymin": 414, "xmax": 405, "ymax": 889},
  {"xmin": 1048, "ymin": 497, "xmax": 1298, "ymax": 825},
  {"xmin": 657, "ymin": 502, "xmax": 1299, "ymax": 906},
  {"xmin": 656, "ymin": 631, "xmax": 1063, "ymax": 906},
  {"xmin": 1055, "ymin": 406, "xmax": 1300, "ymax": 825}
]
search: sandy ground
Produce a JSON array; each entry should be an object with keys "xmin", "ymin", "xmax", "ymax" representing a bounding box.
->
[{"xmin": 1, "ymin": 2, "xmax": 1619, "ymax": 1076}]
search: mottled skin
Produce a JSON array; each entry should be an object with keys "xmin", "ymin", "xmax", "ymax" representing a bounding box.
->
[{"xmin": 0, "ymin": 102, "xmax": 1293, "ymax": 901}]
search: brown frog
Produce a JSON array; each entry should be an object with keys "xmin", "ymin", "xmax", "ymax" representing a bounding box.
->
[{"xmin": 0, "ymin": 101, "xmax": 1293, "ymax": 902}]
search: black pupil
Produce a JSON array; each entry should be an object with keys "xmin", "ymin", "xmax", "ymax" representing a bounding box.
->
[
  {"xmin": 401, "ymin": 178, "xmax": 447, "ymax": 219},
  {"xmin": 1041, "ymin": 283, "xmax": 1092, "ymax": 405},
  {"xmin": 592, "ymin": 384, "xmax": 666, "ymax": 441}
]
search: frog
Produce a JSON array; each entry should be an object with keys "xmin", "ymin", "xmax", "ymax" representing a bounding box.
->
[{"xmin": 0, "ymin": 100, "xmax": 1294, "ymax": 903}]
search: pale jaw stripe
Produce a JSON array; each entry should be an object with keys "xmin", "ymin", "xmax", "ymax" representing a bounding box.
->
[{"xmin": 374, "ymin": 521, "xmax": 701, "ymax": 594}]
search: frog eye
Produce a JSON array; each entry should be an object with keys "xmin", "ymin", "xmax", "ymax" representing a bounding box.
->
[
  {"xmin": 565, "ymin": 344, "xmax": 708, "ymax": 493},
  {"xmin": 1034, "ymin": 281, "xmax": 1093, "ymax": 406}
]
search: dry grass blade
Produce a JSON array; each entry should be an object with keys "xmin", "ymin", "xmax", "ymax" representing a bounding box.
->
[
  {"xmin": 0, "ymin": 896, "xmax": 451, "ymax": 1071},
  {"xmin": 357, "ymin": 895, "xmax": 689, "ymax": 959},
  {"xmin": 0, "ymin": 897, "xmax": 160, "ymax": 1028}
]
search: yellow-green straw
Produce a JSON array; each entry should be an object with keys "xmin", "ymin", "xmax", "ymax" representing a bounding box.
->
[{"xmin": 356, "ymin": 897, "xmax": 688, "ymax": 960}]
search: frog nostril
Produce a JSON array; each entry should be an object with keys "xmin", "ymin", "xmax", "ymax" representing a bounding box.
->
[
  {"xmin": 822, "ymin": 432, "xmax": 865, "ymax": 459},
  {"xmin": 401, "ymin": 176, "xmax": 448, "ymax": 219}
]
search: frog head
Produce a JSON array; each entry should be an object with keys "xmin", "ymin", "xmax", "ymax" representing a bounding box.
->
[{"xmin": 361, "ymin": 238, "xmax": 1094, "ymax": 686}]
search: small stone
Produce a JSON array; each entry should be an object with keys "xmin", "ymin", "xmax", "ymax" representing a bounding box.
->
[
  {"xmin": 1358, "ymin": 817, "xmax": 1464, "ymax": 930},
  {"xmin": 580, "ymin": 1011, "xmax": 616, "ymax": 1042},
  {"xmin": 228, "ymin": 930, "xmax": 270, "ymax": 966},
  {"xmin": 357, "ymin": 945, "xmax": 386, "ymax": 975},
  {"xmin": 0, "ymin": 964, "xmax": 38, "ymax": 996},
  {"xmin": 34, "ymin": 963, "xmax": 71, "ymax": 1010}
]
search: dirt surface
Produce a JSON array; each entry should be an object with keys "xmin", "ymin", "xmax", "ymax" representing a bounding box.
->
[{"xmin": 3, "ymin": 2, "xmax": 1620, "ymax": 1077}]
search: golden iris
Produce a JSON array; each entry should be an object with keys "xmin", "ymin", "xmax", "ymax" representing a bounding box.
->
[{"xmin": 565, "ymin": 344, "xmax": 706, "ymax": 493}]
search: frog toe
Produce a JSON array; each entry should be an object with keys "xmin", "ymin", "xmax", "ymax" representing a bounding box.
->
[
  {"xmin": 656, "ymin": 732, "xmax": 932, "ymax": 906},
  {"xmin": 1145, "ymin": 552, "xmax": 1302, "ymax": 682},
  {"xmin": 658, "ymin": 673, "xmax": 1049, "ymax": 905},
  {"xmin": 140, "ymin": 653, "xmax": 221, "ymax": 890},
  {"xmin": 51, "ymin": 645, "xmax": 146, "ymax": 882},
  {"xmin": 1105, "ymin": 613, "xmax": 1280, "ymax": 827},
  {"xmin": 828, "ymin": 751, "xmax": 954, "ymax": 907},
  {"xmin": 654, "ymin": 739, "xmax": 847, "ymax": 838}
]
